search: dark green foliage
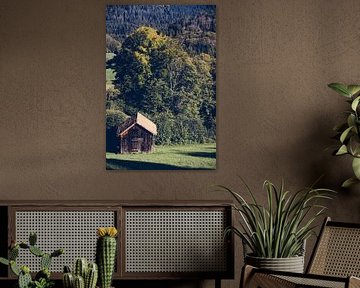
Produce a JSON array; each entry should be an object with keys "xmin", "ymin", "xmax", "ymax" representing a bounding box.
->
[
  {"xmin": 106, "ymin": 110, "xmax": 129, "ymax": 153},
  {"xmin": 106, "ymin": 34, "xmax": 121, "ymax": 53},
  {"xmin": 106, "ymin": 109, "xmax": 128, "ymax": 129},
  {"xmin": 106, "ymin": 5, "xmax": 216, "ymax": 56}
]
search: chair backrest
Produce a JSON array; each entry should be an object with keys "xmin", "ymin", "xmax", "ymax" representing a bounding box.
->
[{"xmin": 307, "ymin": 217, "xmax": 360, "ymax": 278}]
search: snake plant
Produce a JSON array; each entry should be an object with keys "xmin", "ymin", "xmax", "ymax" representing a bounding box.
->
[{"xmin": 218, "ymin": 179, "xmax": 335, "ymax": 258}]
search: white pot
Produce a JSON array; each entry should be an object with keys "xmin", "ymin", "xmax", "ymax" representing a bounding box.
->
[{"xmin": 245, "ymin": 254, "xmax": 305, "ymax": 273}]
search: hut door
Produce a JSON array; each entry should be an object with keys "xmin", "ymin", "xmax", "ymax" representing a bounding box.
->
[{"xmin": 131, "ymin": 138, "xmax": 143, "ymax": 152}]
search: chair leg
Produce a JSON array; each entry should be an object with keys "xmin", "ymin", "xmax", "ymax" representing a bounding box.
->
[{"xmin": 240, "ymin": 265, "xmax": 255, "ymax": 288}]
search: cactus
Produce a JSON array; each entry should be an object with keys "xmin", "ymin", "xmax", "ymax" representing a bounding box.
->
[
  {"xmin": 51, "ymin": 248, "xmax": 64, "ymax": 257},
  {"xmin": 96, "ymin": 227, "xmax": 118, "ymax": 288},
  {"xmin": 30, "ymin": 245, "xmax": 44, "ymax": 257},
  {"xmin": 9, "ymin": 245, "xmax": 19, "ymax": 260},
  {"xmin": 10, "ymin": 260, "xmax": 20, "ymax": 275},
  {"xmin": 74, "ymin": 275, "xmax": 85, "ymax": 288},
  {"xmin": 0, "ymin": 233, "xmax": 63, "ymax": 288},
  {"xmin": 85, "ymin": 263, "xmax": 98, "ymax": 288},
  {"xmin": 19, "ymin": 242, "xmax": 29, "ymax": 249},
  {"xmin": 63, "ymin": 266, "xmax": 74, "ymax": 288},
  {"xmin": 41, "ymin": 253, "xmax": 52, "ymax": 269},
  {"xmin": 29, "ymin": 232, "xmax": 37, "ymax": 246},
  {"xmin": 63, "ymin": 260, "xmax": 98, "ymax": 288},
  {"xmin": 0, "ymin": 257, "xmax": 9, "ymax": 266},
  {"xmin": 74, "ymin": 258, "xmax": 88, "ymax": 279},
  {"xmin": 18, "ymin": 269, "xmax": 32, "ymax": 288}
]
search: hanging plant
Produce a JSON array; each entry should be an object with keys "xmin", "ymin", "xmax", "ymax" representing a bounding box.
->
[{"xmin": 328, "ymin": 83, "xmax": 360, "ymax": 187}]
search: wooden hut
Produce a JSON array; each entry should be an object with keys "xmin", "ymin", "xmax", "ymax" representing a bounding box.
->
[{"xmin": 117, "ymin": 112, "xmax": 157, "ymax": 153}]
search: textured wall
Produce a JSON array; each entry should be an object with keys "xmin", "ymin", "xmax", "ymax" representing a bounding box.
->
[{"xmin": 1, "ymin": 0, "xmax": 360, "ymax": 287}]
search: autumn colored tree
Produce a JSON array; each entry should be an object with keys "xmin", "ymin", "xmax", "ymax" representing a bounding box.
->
[{"xmin": 107, "ymin": 26, "xmax": 216, "ymax": 145}]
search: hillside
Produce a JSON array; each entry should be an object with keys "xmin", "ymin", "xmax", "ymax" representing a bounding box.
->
[{"xmin": 106, "ymin": 5, "xmax": 216, "ymax": 56}]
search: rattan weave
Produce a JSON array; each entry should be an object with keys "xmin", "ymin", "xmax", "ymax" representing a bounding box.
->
[
  {"xmin": 309, "ymin": 226, "xmax": 360, "ymax": 277},
  {"xmin": 125, "ymin": 210, "xmax": 227, "ymax": 272},
  {"xmin": 15, "ymin": 211, "xmax": 115, "ymax": 272}
]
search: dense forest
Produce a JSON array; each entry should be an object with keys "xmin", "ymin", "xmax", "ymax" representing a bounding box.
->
[{"xmin": 106, "ymin": 5, "xmax": 216, "ymax": 149}]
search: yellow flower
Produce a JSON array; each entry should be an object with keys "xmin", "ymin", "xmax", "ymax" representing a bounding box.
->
[{"xmin": 97, "ymin": 227, "xmax": 118, "ymax": 238}]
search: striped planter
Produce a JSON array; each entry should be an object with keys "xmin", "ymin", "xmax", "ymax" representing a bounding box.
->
[{"xmin": 245, "ymin": 254, "xmax": 304, "ymax": 273}]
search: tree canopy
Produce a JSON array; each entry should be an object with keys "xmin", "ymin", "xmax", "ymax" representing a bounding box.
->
[{"xmin": 106, "ymin": 6, "xmax": 216, "ymax": 146}]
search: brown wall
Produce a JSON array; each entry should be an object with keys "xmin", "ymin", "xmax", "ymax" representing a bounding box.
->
[{"xmin": 1, "ymin": 0, "xmax": 360, "ymax": 287}]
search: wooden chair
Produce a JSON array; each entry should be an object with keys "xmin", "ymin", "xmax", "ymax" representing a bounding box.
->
[{"xmin": 241, "ymin": 217, "xmax": 360, "ymax": 288}]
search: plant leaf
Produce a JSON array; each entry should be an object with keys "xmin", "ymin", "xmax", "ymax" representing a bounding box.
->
[
  {"xmin": 352, "ymin": 157, "xmax": 360, "ymax": 180},
  {"xmin": 347, "ymin": 85, "xmax": 360, "ymax": 97},
  {"xmin": 342, "ymin": 177, "xmax": 360, "ymax": 188},
  {"xmin": 340, "ymin": 126, "xmax": 353, "ymax": 143},
  {"xmin": 336, "ymin": 145, "xmax": 348, "ymax": 155},
  {"xmin": 352, "ymin": 96, "xmax": 360, "ymax": 111},
  {"xmin": 348, "ymin": 114, "xmax": 356, "ymax": 127},
  {"xmin": 0, "ymin": 257, "xmax": 9, "ymax": 266},
  {"xmin": 328, "ymin": 83, "xmax": 351, "ymax": 97}
]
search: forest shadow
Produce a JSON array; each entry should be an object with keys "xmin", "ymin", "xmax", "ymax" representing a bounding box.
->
[
  {"xmin": 184, "ymin": 151, "xmax": 216, "ymax": 159},
  {"xmin": 106, "ymin": 127, "xmax": 119, "ymax": 153},
  {"xmin": 106, "ymin": 159, "xmax": 211, "ymax": 170}
]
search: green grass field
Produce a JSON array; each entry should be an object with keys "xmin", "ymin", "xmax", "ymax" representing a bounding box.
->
[{"xmin": 106, "ymin": 143, "xmax": 216, "ymax": 170}]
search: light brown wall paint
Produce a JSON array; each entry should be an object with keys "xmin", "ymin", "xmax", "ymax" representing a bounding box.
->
[{"xmin": 1, "ymin": 0, "xmax": 360, "ymax": 287}]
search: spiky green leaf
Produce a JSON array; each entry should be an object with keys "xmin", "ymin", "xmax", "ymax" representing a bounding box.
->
[{"xmin": 328, "ymin": 83, "xmax": 351, "ymax": 97}]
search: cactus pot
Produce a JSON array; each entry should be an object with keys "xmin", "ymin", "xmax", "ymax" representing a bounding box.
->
[{"xmin": 245, "ymin": 254, "xmax": 304, "ymax": 273}]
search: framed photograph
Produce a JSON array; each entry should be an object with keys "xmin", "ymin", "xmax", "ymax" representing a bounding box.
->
[{"xmin": 106, "ymin": 5, "xmax": 216, "ymax": 170}]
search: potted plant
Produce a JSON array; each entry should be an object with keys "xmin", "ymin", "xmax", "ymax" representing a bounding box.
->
[
  {"xmin": 328, "ymin": 83, "xmax": 360, "ymax": 187},
  {"xmin": 218, "ymin": 179, "xmax": 334, "ymax": 273}
]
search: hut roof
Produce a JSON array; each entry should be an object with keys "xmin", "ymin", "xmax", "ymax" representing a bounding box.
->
[{"xmin": 117, "ymin": 112, "xmax": 157, "ymax": 136}]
